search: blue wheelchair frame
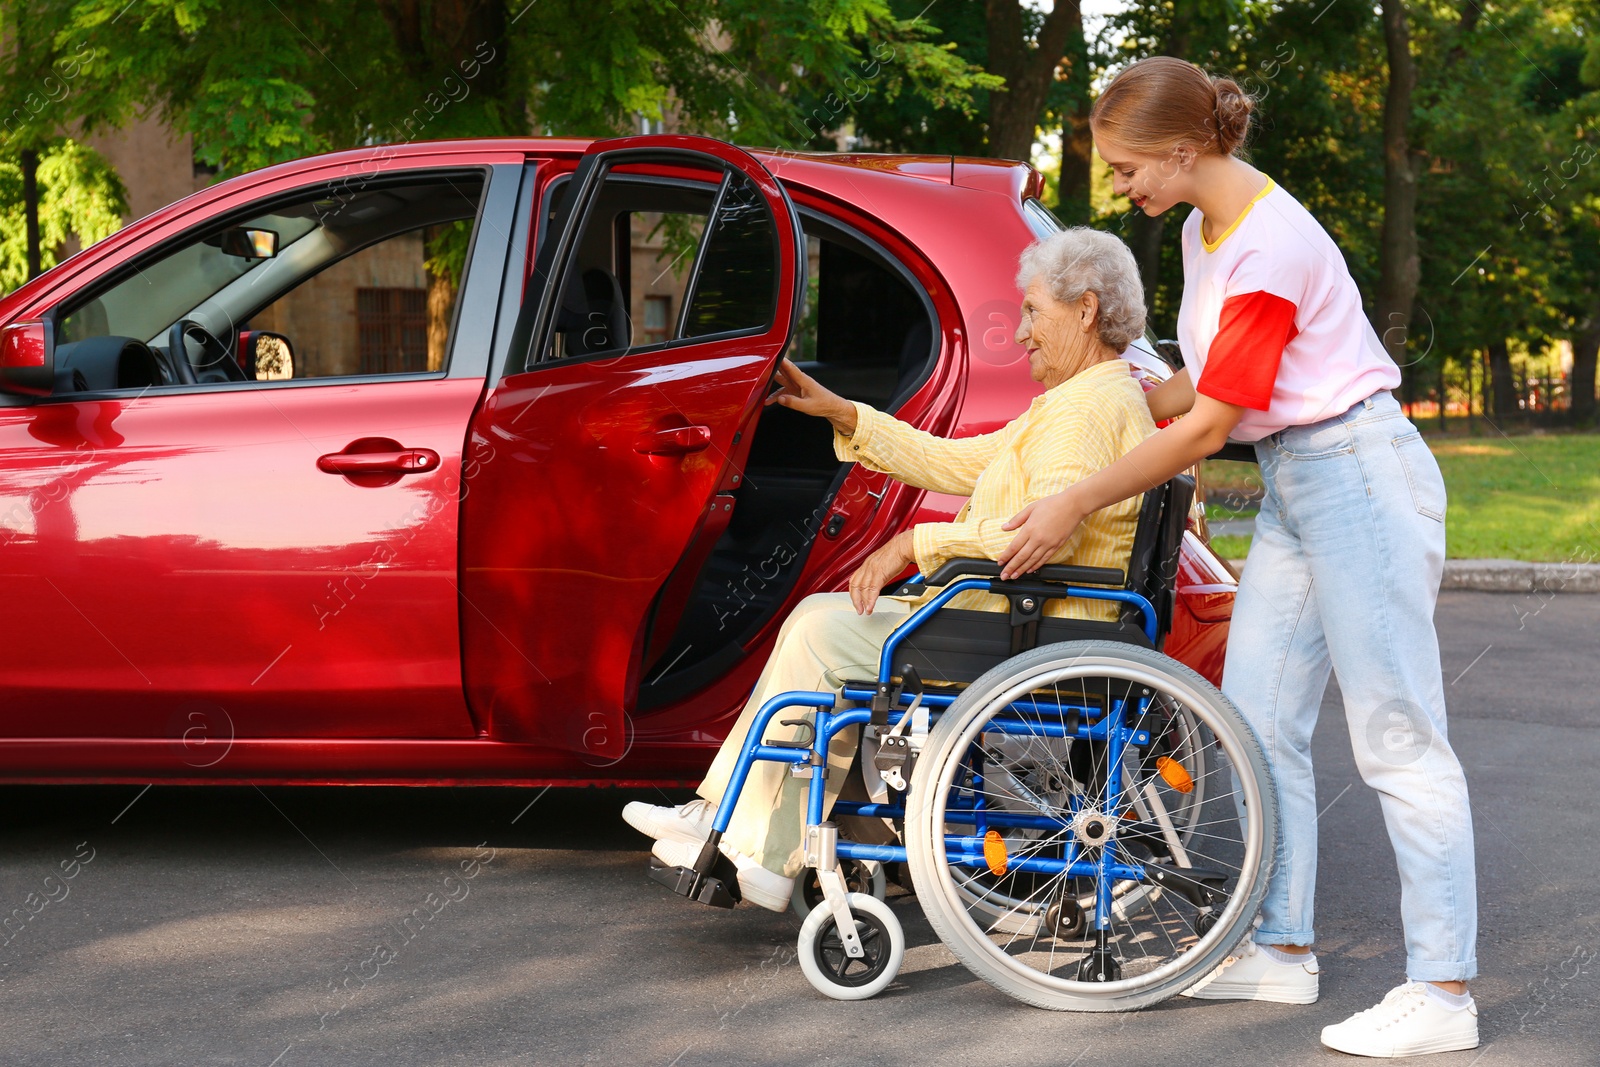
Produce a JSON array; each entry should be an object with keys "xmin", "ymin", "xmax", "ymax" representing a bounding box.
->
[{"xmin": 692, "ymin": 576, "xmax": 1162, "ymax": 934}]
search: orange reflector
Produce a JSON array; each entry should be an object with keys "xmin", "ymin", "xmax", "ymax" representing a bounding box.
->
[
  {"xmin": 1156, "ymin": 756, "xmax": 1194, "ymax": 794},
  {"xmin": 983, "ymin": 829, "xmax": 1009, "ymax": 876}
]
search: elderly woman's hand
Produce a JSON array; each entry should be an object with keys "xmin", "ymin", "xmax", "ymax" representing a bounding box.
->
[
  {"xmin": 998, "ymin": 489, "xmax": 1089, "ymax": 580},
  {"xmin": 766, "ymin": 358, "xmax": 857, "ymax": 436},
  {"xmin": 848, "ymin": 530, "xmax": 916, "ymax": 615}
]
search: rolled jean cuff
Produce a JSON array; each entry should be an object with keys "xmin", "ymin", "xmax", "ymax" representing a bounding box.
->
[
  {"xmin": 1407, "ymin": 957, "xmax": 1478, "ymax": 983},
  {"xmin": 1254, "ymin": 929, "xmax": 1315, "ymax": 947}
]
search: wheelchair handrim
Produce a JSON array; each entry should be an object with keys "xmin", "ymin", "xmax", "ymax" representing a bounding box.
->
[{"xmin": 916, "ymin": 650, "xmax": 1270, "ymax": 1000}]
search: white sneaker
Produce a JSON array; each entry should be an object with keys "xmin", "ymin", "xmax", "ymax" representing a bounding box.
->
[
  {"xmin": 1320, "ymin": 982, "xmax": 1479, "ymax": 1057},
  {"xmin": 651, "ymin": 838, "xmax": 795, "ymax": 913},
  {"xmin": 622, "ymin": 798, "xmax": 716, "ymax": 845},
  {"xmin": 1181, "ymin": 942, "xmax": 1320, "ymax": 1004}
]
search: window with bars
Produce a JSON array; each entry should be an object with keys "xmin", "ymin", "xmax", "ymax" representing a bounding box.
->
[
  {"xmin": 357, "ymin": 287, "xmax": 429, "ymax": 374},
  {"xmin": 643, "ymin": 294, "xmax": 671, "ymax": 344}
]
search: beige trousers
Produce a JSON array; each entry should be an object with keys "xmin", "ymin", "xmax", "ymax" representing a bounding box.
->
[{"xmin": 696, "ymin": 592, "xmax": 913, "ymax": 878}]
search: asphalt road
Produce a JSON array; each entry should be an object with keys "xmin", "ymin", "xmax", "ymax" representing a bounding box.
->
[{"xmin": 2, "ymin": 590, "xmax": 1596, "ymax": 1066}]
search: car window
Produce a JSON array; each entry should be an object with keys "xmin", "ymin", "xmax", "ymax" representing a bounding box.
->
[
  {"xmin": 1022, "ymin": 198, "xmax": 1064, "ymax": 239},
  {"xmin": 535, "ymin": 166, "xmax": 777, "ymax": 364},
  {"xmin": 680, "ymin": 172, "xmax": 777, "ymax": 338},
  {"xmin": 54, "ymin": 173, "xmax": 485, "ymax": 389},
  {"xmin": 782, "ymin": 220, "xmax": 934, "ymax": 412}
]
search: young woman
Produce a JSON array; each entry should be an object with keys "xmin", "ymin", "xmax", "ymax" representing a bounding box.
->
[{"xmin": 997, "ymin": 58, "xmax": 1478, "ymax": 1058}]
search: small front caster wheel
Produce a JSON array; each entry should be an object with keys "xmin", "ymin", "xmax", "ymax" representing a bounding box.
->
[
  {"xmin": 1077, "ymin": 940, "xmax": 1123, "ymax": 983},
  {"xmin": 797, "ymin": 892, "xmax": 904, "ymax": 1000},
  {"xmin": 790, "ymin": 859, "xmax": 887, "ymax": 919},
  {"xmin": 1045, "ymin": 896, "xmax": 1086, "ymax": 939}
]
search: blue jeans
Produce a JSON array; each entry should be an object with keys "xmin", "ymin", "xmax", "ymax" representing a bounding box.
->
[{"xmin": 1223, "ymin": 390, "xmax": 1478, "ymax": 982}]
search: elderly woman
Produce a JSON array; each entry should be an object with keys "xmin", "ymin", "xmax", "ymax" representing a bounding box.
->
[{"xmin": 623, "ymin": 227, "xmax": 1158, "ymax": 910}]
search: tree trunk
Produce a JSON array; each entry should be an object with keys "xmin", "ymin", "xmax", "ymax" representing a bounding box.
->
[
  {"xmin": 426, "ymin": 272, "xmax": 456, "ymax": 372},
  {"xmin": 1124, "ymin": 211, "xmax": 1164, "ymax": 317},
  {"xmin": 1054, "ymin": 5, "xmax": 1090, "ymax": 225},
  {"xmin": 422, "ymin": 222, "xmax": 461, "ymax": 371},
  {"xmin": 1572, "ymin": 297, "xmax": 1600, "ymax": 425},
  {"xmin": 1118, "ymin": 12, "xmax": 1193, "ymax": 320},
  {"xmin": 1057, "ymin": 92, "xmax": 1092, "ymax": 225},
  {"xmin": 1487, "ymin": 338, "xmax": 1514, "ymax": 419},
  {"xmin": 1437, "ymin": 352, "xmax": 1447, "ymax": 431},
  {"xmin": 21, "ymin": 149, "xmax": 41, "ymax": 281},
  {"xmin": 375, "ymin": 0, "xmax": 510, "ymax": 134},
  {"xmin": 1375, "ymin": 0, "xmax": 1420, "ymax": 368},
  {"xmin": 985, "ymin": 0, "xmax": 1082, "ymax": 161},
  {"xmin": 1467, "ymin": 348, "xmax": 1477, "ymax": 432}
]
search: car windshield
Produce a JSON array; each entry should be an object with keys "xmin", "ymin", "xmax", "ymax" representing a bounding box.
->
[{"xmin": 59, "ymin": 212, "xmax": 321, "ymax": 346}]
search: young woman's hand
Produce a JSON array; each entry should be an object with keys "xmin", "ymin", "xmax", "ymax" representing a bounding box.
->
[
  {"xmin": 848, "ymin": 530, "xmax": 916, "ymax": 615},
  {"xmin": 766, "ymin": 358, "xmax": 857, "ymax": 435},
  {"xmin": 997, "ymin": 490, "xmax": 1088, "ymax": 580}
]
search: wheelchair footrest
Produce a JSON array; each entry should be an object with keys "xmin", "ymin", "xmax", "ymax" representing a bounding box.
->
[{"xmin": 647, "ymin": 856, "xmax": 741, "ymax": 909}]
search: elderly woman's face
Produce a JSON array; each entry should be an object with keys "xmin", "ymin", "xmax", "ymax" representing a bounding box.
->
[{"xmin": 1014, "ymin": 276, "xmax": 1100, "ymax": 388}]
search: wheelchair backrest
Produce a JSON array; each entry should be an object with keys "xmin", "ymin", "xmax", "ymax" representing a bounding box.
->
[{"xmin": 1121, "ymin": 474, "xmax": 1195, "ymax": 643}]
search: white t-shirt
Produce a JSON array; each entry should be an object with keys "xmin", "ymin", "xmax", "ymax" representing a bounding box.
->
[{"xmin": 1176, "ymin": 177, "xmax": 1401, "ymax": 442}]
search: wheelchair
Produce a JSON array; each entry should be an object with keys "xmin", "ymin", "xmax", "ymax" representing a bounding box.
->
[{"xmin": 648, "ymin": 475, "xmax": 1278, "ymax": 1011}]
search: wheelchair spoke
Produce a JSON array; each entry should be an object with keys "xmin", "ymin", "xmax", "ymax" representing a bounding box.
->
[{"xmin": 905, "ymin": 641, "xmax": 1276, "ymax": 1007}]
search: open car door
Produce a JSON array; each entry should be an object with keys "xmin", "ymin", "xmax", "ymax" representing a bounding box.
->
[{"xmin": 460, "ymin": 135, "xmax": 802, "ymax": 761}]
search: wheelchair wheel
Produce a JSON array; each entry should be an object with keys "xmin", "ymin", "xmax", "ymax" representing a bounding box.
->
[
  {"xmin": 797, "ymin": 893, "xmax": 905, "ymax": 1001},
  {"xmin": 905, "ymin": 640, "xmax": 1275, "ymax": 1012},
  {"xmin": 790, "ymin": 859, "xmax": 888, "ymax": 920},
  {"xmin": 942, "ymin": 700, "xmax": 1208, "ymax": 939}
]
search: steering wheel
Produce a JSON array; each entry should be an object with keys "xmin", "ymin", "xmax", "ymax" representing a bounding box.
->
[{"xmin": 166, "ymin": 319, "xmax": 248, "ymax": 384}]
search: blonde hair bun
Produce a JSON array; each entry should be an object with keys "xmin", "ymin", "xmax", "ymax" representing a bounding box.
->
[
  {"xmin": 1210, "ymin": 76, "xmax": 1255, "ymax": 156},
  {"xmin": 1090, "ymin": 56, "xmax": 1257, "ymax": 158}
]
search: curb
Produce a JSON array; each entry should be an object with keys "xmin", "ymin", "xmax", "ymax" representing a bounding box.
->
[
  {"xmin": 1438, "ymin": 559, "xmax": 1600, "ymax": 593},
  {"xmin": 1225, "ymin": 559, "xmax": 1600, "ymax": 593}
]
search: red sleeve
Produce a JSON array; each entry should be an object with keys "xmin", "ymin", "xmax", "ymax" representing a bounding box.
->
[{"xmin": 1195, "ymin": 290, "xmax": 1299, "ymax": 410}]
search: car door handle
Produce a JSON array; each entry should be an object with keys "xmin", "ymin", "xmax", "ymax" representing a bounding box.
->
[
  {"xmin": 634, "ymin": 425, "xmax": 712, "ymax": 456},
  {"xmin": 317, "ymin": 448, "xmax": 440, "ymax": 475}
]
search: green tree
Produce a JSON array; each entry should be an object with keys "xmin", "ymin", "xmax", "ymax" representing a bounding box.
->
[
  {"xmin": 1097, "ymin": 0, "xmax": 1269, "ymax": 329},
  {"xmin": 820, "ymin": 0, "xmax": 994, "ymax": 156},
  {"xmin": 0, "ymin": 0, "xmax": 127, "ymax": 285},
  {"xmin": 795, "ymin": 0, "xmax": 1088, "ymax": 218},
  {"xmin": 14, "ymin": 0, "xmax": 992, "ymax": 313},
  {"xmin": 1409, "ymin": 1, "xmax": 1596, "ymax": 423},
  {"xmin": 0, "ymin": 137, "xmax": 126, "ymax": 291},
  {"xmin": 50, "ymin": 0, "xmax": 995, "ymax": 171}
]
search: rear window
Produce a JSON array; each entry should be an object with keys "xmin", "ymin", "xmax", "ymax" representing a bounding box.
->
[{"xmin": 1023, "ymin": 198, "xmax": 1064, "ymax": 239}]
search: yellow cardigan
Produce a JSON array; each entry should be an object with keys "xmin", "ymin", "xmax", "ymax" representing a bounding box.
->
[{"xmin": 834, "ymin": 359, "xmax": 1157, "ymax": 621}]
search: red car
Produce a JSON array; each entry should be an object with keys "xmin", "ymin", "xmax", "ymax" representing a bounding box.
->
[{"xmin": 0, "ymin": 134, "xmax": 1238, "ymax": 786}]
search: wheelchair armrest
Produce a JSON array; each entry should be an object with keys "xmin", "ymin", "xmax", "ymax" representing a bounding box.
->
[{"xmin": 912, "ymin": 557, "xmax": 1126, "ymax": 590}]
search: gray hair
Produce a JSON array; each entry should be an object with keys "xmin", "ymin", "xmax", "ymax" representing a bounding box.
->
[{"xmin": 1015, "ymin": 227, "xmax": 1147, "ymax": 352}]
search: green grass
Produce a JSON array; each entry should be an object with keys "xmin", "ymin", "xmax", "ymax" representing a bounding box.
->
[
  {"xmin": 1204, "ymin": 501, "xmax": 1258, "ymax": 521},
  {"xmin": 1198, "ymin": 433, "xmax": 1600, "ymax": 562},
  {"xmin": 1209, "ymin": 534, "xmax": 1254, "ymax": 560},
  {"xmin": 1201, "ymin": 459, "xmax": 1263, "ymax": 561},
  {"xmin": 1430, "ymin": 433, "xmax": 1600, "ymax": 561}
]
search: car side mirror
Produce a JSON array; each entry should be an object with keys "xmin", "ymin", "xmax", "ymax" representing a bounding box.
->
[
  {"xmin": 0, "ymin": 316, "xmax": 56, "ymax": 397},
  {"xmin": 206, "ymin": 227, "xmax": 279, "ymax": 260},
  {"xmin": 238, "ymin": 330, "xmax": 294, "ymax": 380}
]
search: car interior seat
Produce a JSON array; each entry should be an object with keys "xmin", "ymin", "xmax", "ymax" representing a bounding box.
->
[{"xmin": 554, "ymin": 265, "xmax": 631, "ymax": 357}]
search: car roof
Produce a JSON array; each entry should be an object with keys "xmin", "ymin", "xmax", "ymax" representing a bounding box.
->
[{"xmin": 1, "ymin": 138, "xmax": 1045, "ymax": 319}]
